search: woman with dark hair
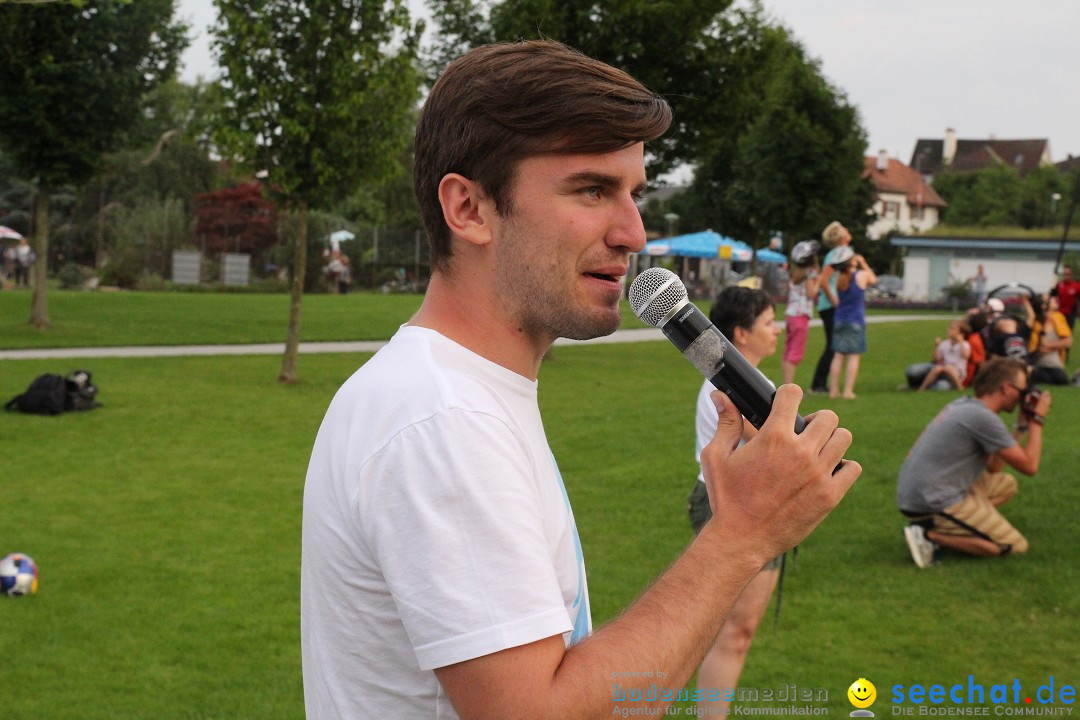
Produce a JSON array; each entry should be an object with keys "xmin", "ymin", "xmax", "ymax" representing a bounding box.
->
[{"xmin": 688, "ymin": 286, "xmax": 781, "ymax": 716}]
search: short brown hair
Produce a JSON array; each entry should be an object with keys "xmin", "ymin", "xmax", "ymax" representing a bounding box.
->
[
  {"xmin": 413, "ymin": 40, "xmax": 672, "ymax": 273},
  {"xmin": 972, "ymin": 357, "xmax": 1028, "ymax": 398}
]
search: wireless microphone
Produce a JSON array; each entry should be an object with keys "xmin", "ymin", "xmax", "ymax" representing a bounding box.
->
[{"xmin": 629, "ymin": 267, "xmax": 806, "ymax": 433}]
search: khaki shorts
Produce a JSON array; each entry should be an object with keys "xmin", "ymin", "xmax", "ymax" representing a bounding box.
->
[{"xmin": 915, "ymin": 471, "xmax": 1028, "ymax": 554}]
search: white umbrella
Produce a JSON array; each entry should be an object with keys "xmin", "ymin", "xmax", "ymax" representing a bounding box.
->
[
  {"xmin": 0, "ymin": 225, "xmax": 24, "ymax": 240},
  {"xmin": 328, "ymin": 229, "xmax": 355, "ymax": 252}
]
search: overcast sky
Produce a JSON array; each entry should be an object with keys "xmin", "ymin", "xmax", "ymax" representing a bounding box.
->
[{"xmin": 177, "ymin": 0, "xmax": 1080, "ymax": 164}]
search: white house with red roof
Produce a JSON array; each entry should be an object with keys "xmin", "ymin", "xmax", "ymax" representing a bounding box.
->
[{"xmin": 863, "ymin": 151, "xmax": 947, "ymax": 240}]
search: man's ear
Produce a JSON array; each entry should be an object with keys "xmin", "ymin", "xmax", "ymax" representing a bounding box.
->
[{"xmin": 438, "ymin": 173, "xmax": 494, "ymax": 248}]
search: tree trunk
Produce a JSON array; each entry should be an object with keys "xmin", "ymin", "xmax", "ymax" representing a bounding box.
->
[
  {"xmin": 278, "ymin": 199, "xmax": 308, "ymax": 383},
  {"xmin": 30, "ymin": 187, "xmax": 50, "ymax": 329}
]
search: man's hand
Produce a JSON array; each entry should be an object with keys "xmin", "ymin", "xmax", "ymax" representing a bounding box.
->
[
  {"xmin": 1033, "ymin": 388, "xmax": 1053, "ymax": 417},
  {"xmin": 436, "ymin": 386, "xmax": 861, "ymax": 720},
  {"xmin": 700, "ymin": 385, "xmax": 861, "ymax": 564}
]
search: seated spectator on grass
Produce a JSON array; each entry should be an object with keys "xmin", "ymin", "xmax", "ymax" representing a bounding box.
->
[
  {"xmin": 898, "ymin": 358, "xmax": 1052, "ymax": 568},
  {"xmin": 904, "ymin": 316, "xmax": 977, "ymax": 391},
  {"xmin": 986, "ymin": 296, "xmax": 1034, "ymax": 363},
  {"xmin": 963, "ymin": 309, "xmax": 988, "ymax": 387},
  {"xmin": 917, "ymin": 320, "xmax": 971, "ymax": 391},
  {"xmin": 1028, "ymin": 294, "xmax": 1072, "ymax": 385},
  {"xmin": 979, "ymin": 297, "xmax": 1005, "ymax": 352}
]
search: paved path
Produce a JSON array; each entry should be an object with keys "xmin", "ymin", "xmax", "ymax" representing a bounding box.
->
[{"xmin": 0, "ymin": 314, "xmax": 945, "ymax": 361}]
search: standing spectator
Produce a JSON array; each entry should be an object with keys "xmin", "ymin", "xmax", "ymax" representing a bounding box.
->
[
  {"xmin": 809, "ymin": 221, "xmax": 852, "ymax": 393},
  {"xmin": 323, "ymin": 251, "xmax": 345, "ymax": 293},
  {"xmin": 336, "ymin": 255, "xmax": 352, "ymax": 295},
  {"xmin": 963, "ymin": 309, "xmax": 988, "ymax": 387},
  {"xmin": 688, "ymin": 286, "xmax": 782, "ymax": 717},
  {"xmin": 1050, "ymin": 266, "xmax": 1080, "ymax": 338},
  {"xmin": 781, "ymin": 240, "xmax": 820, "ymax": 386},
  {"xmin": 14, "ymin": 236, "xmax": 33, "ymax": 287},
  {"xmin": 828, "ymin": 247, "xmax": 876, "ymax": 398},
  {"xmin": 917, "ymin": 320, "xmax": 971, "ymax": 391},
  {"xmin": 970, "ymin": 265, "xmax": 988, "ymax": 308},
  {"xmin": 1028, "ymin": 294, "xmax": 1072, "ymax": 385},
  {"xmin": 2, "ymin": 241, "xmax": 16, "ymax": 284},
  {"xmin": 898, "ymin": 358, "xmax": 1052, "ymax": 567}
]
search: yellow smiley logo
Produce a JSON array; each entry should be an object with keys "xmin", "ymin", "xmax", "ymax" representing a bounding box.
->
[{"xmin": 848, "ymin": 678, "xmax": 877, "ymax": 709}]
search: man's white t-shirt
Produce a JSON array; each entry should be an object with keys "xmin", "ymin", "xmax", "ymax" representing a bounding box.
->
[{"xmin": 301, "ymin": 326, "xmax": 591, "ymax": 719}]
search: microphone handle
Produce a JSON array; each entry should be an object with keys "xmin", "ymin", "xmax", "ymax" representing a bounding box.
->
[
  {"xmin": 659, "ymin": 302, "xmax": 806, "ymax": 433},
  {"xmin": 706, "ymin": 343, "xmax": 806, "ymax": 433}
]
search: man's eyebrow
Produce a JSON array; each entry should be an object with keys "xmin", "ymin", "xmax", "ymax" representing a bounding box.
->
[{"xmin": 562, "ymin": 171, "xmax": 648, "ymax": 195}]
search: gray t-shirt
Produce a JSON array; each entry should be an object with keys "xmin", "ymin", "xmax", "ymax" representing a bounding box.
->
[{"xmin": 897, "ymin": 397, "xmax": 1017, "ymax": 513}]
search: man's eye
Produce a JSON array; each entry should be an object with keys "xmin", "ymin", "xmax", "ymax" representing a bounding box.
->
[{"xmin": 582, "ymin": 186, "xmax": 602, "ymax": 199}]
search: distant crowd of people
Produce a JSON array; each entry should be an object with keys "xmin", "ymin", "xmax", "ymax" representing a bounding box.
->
[
  {"xmin": 889, "ymin": 269, "xmax": 1075, "ymax": 571},
  {"xmin": 693, "ymin": 221, "xmax": 1073, "ymax": 586},
  {"xmin": 906, "ymin": 265, "xmax": 1078, "ymax": 392},
  {"xmin": 2, "ymin": 237, "xmax": 36, "ymax": 288}
]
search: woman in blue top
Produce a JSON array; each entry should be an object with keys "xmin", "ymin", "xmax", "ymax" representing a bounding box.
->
[
  {"xmin": 828, "ymin": 246, "xmax": 877, "ymax": 398},
  {"xmin": 810, "ymin": 221, "xmax": 852, "ymax": 393}
]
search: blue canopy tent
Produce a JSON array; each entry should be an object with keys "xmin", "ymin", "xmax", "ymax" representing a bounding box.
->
[
  {"xmin": 756, "ymin": 247, "xmax": 787, "ymax": 264},
  {"xmin": 641, "ymin": 230, "xmax": 753, "ymax": 262}
]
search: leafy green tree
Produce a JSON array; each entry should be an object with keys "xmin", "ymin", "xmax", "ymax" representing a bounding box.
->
[
  {"xmin": 932, "ymin": 164, "xmax": 1074, "ymax": 230},
  {"xmin": 670, "ymin": 20, "xmax": 866, "ymax": 255},
  {"xmin": 426, "ymin": 0, "xmax": 746, "ymax": 176},
  {"xmin": 1017, "ymin": 166, "xmax": 1067, "ymax": 229},
  {"xmin": 0, "ymin": 0, "xmax": 186, "ymax": 327},
  {"xmin": 212, "ymin": 0, "xmax": 421, "ymax": 382},
  {"xmin": 720, "ymin": 29, "xmax": 867, "ymax": 246},
  {"xmin": 934, "ymin": 167, "xmax": 1023, "ymax": 227}
]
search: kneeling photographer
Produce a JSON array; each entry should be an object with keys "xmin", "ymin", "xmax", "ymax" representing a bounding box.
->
[{"xmin": 896, "ymin": 357, "xmax": 1052, "ymax": 567}]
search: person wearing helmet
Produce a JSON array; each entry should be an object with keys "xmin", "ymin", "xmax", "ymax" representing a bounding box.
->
[{"xmin": 782, "ymin": 240, "xmax": 821, "ymax": 386}]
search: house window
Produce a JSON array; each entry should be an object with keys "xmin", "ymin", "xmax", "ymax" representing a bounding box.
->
[
  {"xmin": 912, "ymin": 205, "xmax": 925, "ymax": 221},
  {"xmin": 884, "ymin": 201, "xmax": 900, "ymax": 219}
]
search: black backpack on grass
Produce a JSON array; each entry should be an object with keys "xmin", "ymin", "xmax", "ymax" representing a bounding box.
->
[{"xmin": 5, "ymin": 370, "xmax": 100, "ymax": 415}]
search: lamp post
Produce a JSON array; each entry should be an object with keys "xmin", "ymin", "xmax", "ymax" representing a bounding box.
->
[
  {"xmin": 1051, "ymin": 192, "xmax": 1062, "ymax": 223},
  {"xmin": 663, "ymin": 212, "xmax": 679, "ymax": 238}
]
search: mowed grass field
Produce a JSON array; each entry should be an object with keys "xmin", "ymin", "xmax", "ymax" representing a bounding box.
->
[{"xmin": 1, "ymin": 290, "xmax": 1077, "ymax": 718}]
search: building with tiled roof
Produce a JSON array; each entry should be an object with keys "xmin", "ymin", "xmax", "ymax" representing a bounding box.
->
[
  {"xmin": 863, "ymin": 151, "xmax": 947, "ymax": 240},
  {"xmin": 1054, "ymin": 154, "xmax": 1080, "ymax": 174},
  {"xmin": 910, "ymin": 128, "xmax": 1051, "ymax": 181}
]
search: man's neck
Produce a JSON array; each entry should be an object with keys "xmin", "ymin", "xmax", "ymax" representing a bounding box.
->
[
  {"xmin": 978, "ymin": 392, "xmax": 1008, "ymax": 415},
  {"xmin": 409, "ymin": 272, "xmax": 550, "ymax": 380}
]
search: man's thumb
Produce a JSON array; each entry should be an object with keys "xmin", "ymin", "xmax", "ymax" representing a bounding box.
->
[{"xmin": 708, "ymin": 390, "xmax": 745, "ymax": 455}]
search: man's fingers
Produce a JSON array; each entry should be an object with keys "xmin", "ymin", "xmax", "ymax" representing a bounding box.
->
[
  {"xmin": 764, "ymin": 384, "xmax": 804, "ymax": 434},
  {"xmin": 708, "ymin": 391, "xmax": 744, "ymax": 454}
]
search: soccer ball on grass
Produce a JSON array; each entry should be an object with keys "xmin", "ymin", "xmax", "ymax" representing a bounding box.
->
[{"xmin": 1, "ymin": 553, "xmax": 39, "ymax": 597}]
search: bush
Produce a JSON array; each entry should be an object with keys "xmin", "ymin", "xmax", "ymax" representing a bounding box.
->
[
  {"xmin": 98, "ymin": 247, "xmax": 144, "ymax": 289},
  {"xmin": 57, "ymin": 262, "xmax": 88, "ymax": 289}
]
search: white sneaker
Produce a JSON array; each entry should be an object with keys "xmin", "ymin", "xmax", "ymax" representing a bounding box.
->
[{"xmin": 904, "ymin": 524, "xmax": 935, "ymax": 568}]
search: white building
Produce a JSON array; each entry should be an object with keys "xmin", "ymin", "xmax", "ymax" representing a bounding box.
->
[
  {"xmin": 864, "ymin": 151, "xmax": 946, "ymax": 240},
  {"xmin": 890, "ymin": 235, "xmax": 1079, "ymax": 301}
]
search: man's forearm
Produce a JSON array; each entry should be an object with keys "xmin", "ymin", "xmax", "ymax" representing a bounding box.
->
[
  {"xmin": 1022, "ymin": 421, "xmax": 1043, "ymax": 474},
  {"xmin": 435, "ymin": 524, "xmax": 768, "ymax": 720}
]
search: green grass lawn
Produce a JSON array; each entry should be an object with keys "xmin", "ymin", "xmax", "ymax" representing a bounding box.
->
[{"xmin": 1, "ymin": 294, "xmax": 1077, "ymax": 718}]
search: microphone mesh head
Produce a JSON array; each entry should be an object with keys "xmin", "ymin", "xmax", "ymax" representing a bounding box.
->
[{"xmin": 628, "ymin": 267, "xmax": 687, "ymax": 327}]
